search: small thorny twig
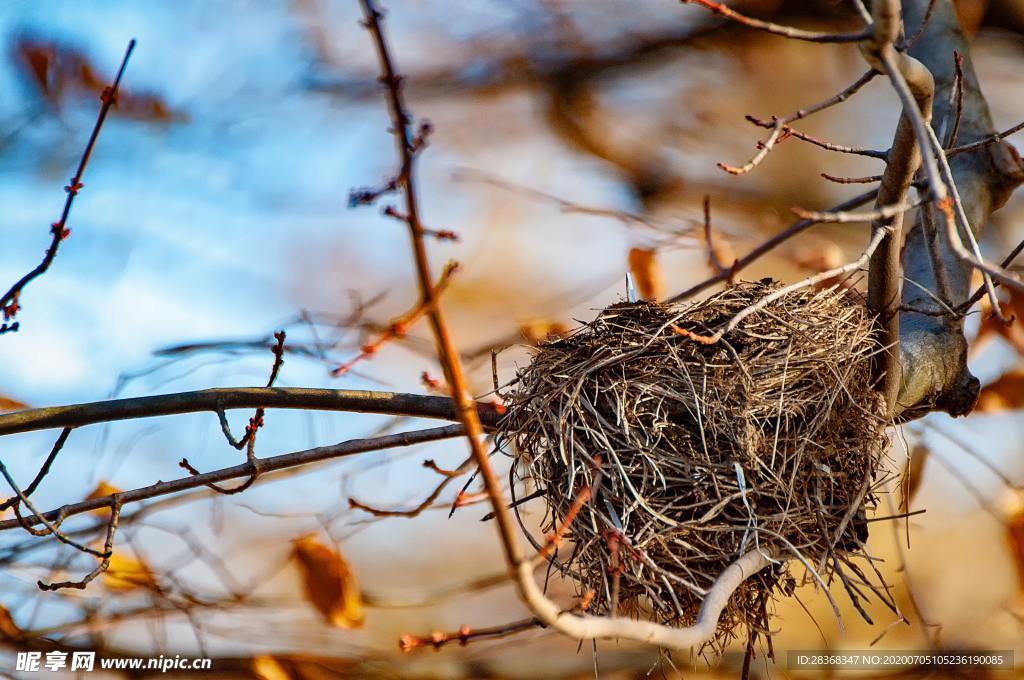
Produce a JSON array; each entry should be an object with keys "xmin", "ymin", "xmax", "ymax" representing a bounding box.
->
[
  {"xmin": 330, "ymin": 262, "xmax": 458, "ymax": 377},
  {"xmin": 348, "ymin": 454, "xmax": 474, "ymax": 518},
  {"xmin": 357, "ymin": 0, "xmax": 526, "ymax": 586},
  {"xmin": 180, "ymin": 330, "xmax": 286, "ymax": 494},
  {"xmin": 822, "ymin": 172, "xmax": 885, "ymax": 185},
  {"xmin": 747, "ymin": 115, "xmax": 889, "ymax": 160},
  {"xmin": 0, "ymin": 40, "xmax": 136, "ymax": 335},
  {"xmin": 399, "ymin": 618, "xmax": 543, "ymax": 652},
  {"xmin": 38, "ymin": 500, "xmax": 122, "ymax": 592},
  {"xmin": 359, "ymin": 0, "xmax": 782, "ymax": 652}
]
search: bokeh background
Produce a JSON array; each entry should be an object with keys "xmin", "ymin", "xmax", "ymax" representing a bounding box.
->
[{"xmin": 0, "ymin": 0, "xmax": 1023, "ymax": 677}]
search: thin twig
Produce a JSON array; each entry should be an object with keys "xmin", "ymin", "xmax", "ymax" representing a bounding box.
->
[
  {"xmin": 361, "ymin": 0, "xmax": 776, "ymax": 651},
  {"xmin": 669, "ymin": 188, "xmax": 878, "ymax": 301},
  {"xmin": 0, "ymin": 428, "xmax": 72, "ymax": 511},
  {"xmin": 358, "ymin": 0, "xmax": 524, "ymax": 573},
  {"xmin": 747, "ymin": 116, "xmax": 888, "ymax": 160},
  {"xmin": 399, "ymin": 618, "xmax": 542, "ymax": 652},
  {"xmin": 38, "ymin": 500, "xmax": 122, "ymax": 591},
  {"xmin": 946, "ymin": 119, "xmax": 1024, "ymax": 157},
  {"xmin": 0, "ymin": 460, "xmax": 107, "ymax": 557},
  {"xmin": 944, "ymin": 51, "xmax": 964, "ymax": 148},
  {"xmin": 792, "ymin": 200, "xmax": 918, "ymax": 224},
  {"xmin": 821, "ymin": 172, "xmax": 883, "ymax": 185},
  {"xmin": 682, "ymin": 0, "xmax": 872, "ymax": 43},
  {"xmin": 0, "ymin": 40, "xmax": 136, "ymax": 335}
]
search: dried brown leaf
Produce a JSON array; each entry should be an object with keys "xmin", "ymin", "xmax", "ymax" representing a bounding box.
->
[
  {"xmin": 519, "ymin": 320, "xmax": 570, "ymax": 345},
  {"xmin": 102, "ymin": 552, "xmax": 156, "ymax": 592},
  {"xmin": 1007, "ymin": 501, "xmax": 1024, "ymax": 594},
  {"xmin": 0, "ymin": 605, "xmax": 22, "ymax": 640},
  {"xmin": 628, "ymin": 247, "xmax": 664, "ymax": 301},
  {"xmin": 975, "ymin": 369, "xmax": 1024, "ymax": 413},
  {"xmin": 0, "ymin": 395, "xmax": 27, "ymax": 413},
  {"xmin": 975, "ymin": 289, "xmax": 1024, "ymax": 355},
  {"xmin": 291, "ymin": 535, "xmax": 364, "ymax": 629},
  {"xmin": 85, "ymin": 481, "xmax": 122, "ymax": 517},
  {"xmin": 954, "ymin": 0, "xmax": 990, "ymax": 37}
]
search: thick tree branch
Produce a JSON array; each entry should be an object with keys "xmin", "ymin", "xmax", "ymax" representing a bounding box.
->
[
  {"xmin": 866, "ymin": 42, "xmax": 934, "ymax": 414},
  {"xmin": 895, "ymin": 0, "xmax": 1024, "ymax": 418},
  {"xmin": 0, "ymin": 387, "xmax": 502, "ymax": 437}
]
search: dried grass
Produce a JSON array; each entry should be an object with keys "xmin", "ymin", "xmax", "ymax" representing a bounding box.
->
[{"xmin": 498, "ymin": 280, "xmax": 894, "ymax": 649}]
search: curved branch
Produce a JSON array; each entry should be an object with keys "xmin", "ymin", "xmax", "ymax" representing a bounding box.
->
[{"xmin": 518, "ymin": 550, "xmax": 772, "ymax": 647}]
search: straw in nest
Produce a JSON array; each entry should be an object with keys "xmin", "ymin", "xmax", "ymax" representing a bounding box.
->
[{"xmin": 498, "ymin": 279, "xmax": 893, "ymax": 649}]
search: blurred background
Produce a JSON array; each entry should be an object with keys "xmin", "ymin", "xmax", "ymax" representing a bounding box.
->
[{"xmin": 0, "ymin": 0, "xmax": 1023, "ymax": 677}]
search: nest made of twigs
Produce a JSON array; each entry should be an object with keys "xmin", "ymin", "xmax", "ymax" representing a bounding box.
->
[{"xmin": 498, "ymin": 279, "xmax": 893, "ymax": 649}]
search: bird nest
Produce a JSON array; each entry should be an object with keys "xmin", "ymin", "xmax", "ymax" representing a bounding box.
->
[{"xmin": 497, "ymin": 280, "xmax": 893, "ymax": 649}]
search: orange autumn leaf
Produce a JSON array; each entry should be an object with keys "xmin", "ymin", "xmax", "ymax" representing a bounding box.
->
[
  {"xmin": 0, "ymin": 605, "xmax": 22, "ymax": 640},
  {"xmin": 291, "ymin": 535, "xmax": 364, "ymax": 629},
  {"xmin": 85, "ymin": 481, "xmax": 123, "ymax": 517},
  {"xmin": 975, "ymin": 370, "xmax": 1024, "ymax": 413},
  {"xmin": 1007, "ymin": 500, "xmax": 1024, "ymax": 594},
  {"xmin": 790, "ymin": 239, "xmax": 847, "ymax": 289},
  {"xmin": 953, "ymin": 0, "xmax": 989, "ymax": 37},
  {"xmin": 900, "ymin": 443, "xmax": 929, "ymax": 509},
  {"xmin": 519, "ymin": 320, "xmax": 570, "ymax": 345},
  {"xmin": 102, "ymin": 552, "xmax": 157, "ymax": 592},
  {"xmin": 252, "ymin": 656, "xmax": 294, "ymax": 680},
  {"xmin": 13, "ymin": 37, "xmax": 178, "ymax": 122},
  {"xmin": 0, "ymin": 395, "xmax": 27, "ymax": 413},
  {"xmin": 974, "ymin": 289, "xmax": 1024, "ymax": 355},
  {"xmin": 628, "ymin": 247, "xmax": 664, "ymax": 301}
]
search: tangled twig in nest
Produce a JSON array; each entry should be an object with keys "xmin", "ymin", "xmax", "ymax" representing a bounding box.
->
[{"xmin": 499, "ymin": 280, "xmax": 894, "ymax": 650}]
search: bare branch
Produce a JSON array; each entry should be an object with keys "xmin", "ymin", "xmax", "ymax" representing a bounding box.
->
[
  {"xmin": 0, "ymin": 40, "xmax": 135, "ymax": 335},
  {"xmin": 670, "ymin": 188, "xmax": 878, "ymax": 301},
  {"xmin": 681, "ymin": 0, "xmax": 871, "ymax": 43},
  {"xmin": 0, "ymin": 427, "xmax": 71, "ymax": 511},
  {"xmin": 0, "ymin": 425, "xmax": 465, "ymax": 532},
  {"xmin": 400, "ymin": 618, "xmax": 542, "ymax": 652},
  {"xmin": 38, "ymin": 500, "xmax": 122, "ymax": 591},
  {"xmin": 793, "ymin": 200, "xmax": 919, "ymax": 224},
  {"xmin": 866, "ymin": 12, "xmax": 935, "ymax": 414},
  {"xmin": 518, "ymin": 549, "xmax": 772, "ymax": 648},
  {"xmin": 0, "ymin": 387, "xmax": 503, "ymax": 437},
  {"xmin": 747, "ymin": 116, "xmax": 889, "ymax": 160}
]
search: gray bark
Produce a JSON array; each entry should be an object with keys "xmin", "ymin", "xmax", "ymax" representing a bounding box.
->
[{"xmin": 895, "ymin": 0, "xmax": 1024, "ymax": 419}]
